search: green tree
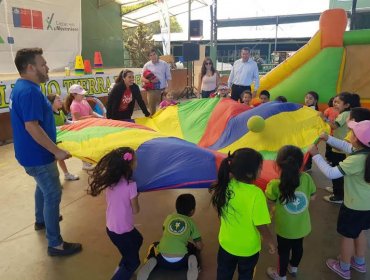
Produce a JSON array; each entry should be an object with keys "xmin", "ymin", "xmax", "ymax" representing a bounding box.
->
[{"xmin": 124, "ymin": 24, "xmax": 156, "ymax": 67}]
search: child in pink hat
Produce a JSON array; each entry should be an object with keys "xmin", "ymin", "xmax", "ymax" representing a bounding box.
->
[{"xmin": 308, "ymin": 120, "xmax": 370, "ymax": 280}]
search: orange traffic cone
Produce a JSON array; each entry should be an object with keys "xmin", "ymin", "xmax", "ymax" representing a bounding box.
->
[
  {"xmin": 84, "ymin": 59, "xmax": 92, "ymax": 75},
  {"xmin": 94, "ymin": 51, "xmax": 104, "ymax": 74},
  {"xmin": 74, "ymin": 55, "xmax": 84, "ymax": 76}
]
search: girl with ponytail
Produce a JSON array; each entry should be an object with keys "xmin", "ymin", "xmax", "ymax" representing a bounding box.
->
[
  {"xmin": 265, "ymin": 145, "xmax": 317, "ymax": 280},
  {"xmin": 210, "ymin": 148, "xmax": 275, "ymax": 280}
]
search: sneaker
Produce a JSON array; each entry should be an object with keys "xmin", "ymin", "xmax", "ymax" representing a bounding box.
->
[
  {"xmin": 325, "ymin": 186, "xmax": 333, "ymax": 193},
  {"xmin": 266, "ymin": 267, "xmax": 286, "ymax": 280},
  {"xmin": 323, "ymin": 195, "xmax": 343, "ymax": 204},
  {"xmin": 350, "ymin": 257, "xmax": 366, "ymax": 273},
  {"xmin": 326, "ymin": 259, "xmax": 350, "ymax": 279},
  {"xmin": 82, "ymin": 162, "xmax": 94, "ymax": 171},
  {"xmin": 47, "ymin": 241, "xmax": 82, "ymax": 256},
  {"xmin": 34, "ymin": 215, "xmax": 63, "ymax": 231},
  {"xmin": 137, "ymin": 257, "xmax": 157, "ymax": 280},
  {"xmin": 287, "ymin": 264, "xmax": 298, "ymax": 277},
  {"xmin": 64, "ymin": 173, "xmax": 79, "ymax": 181},
  {"xmin": 187, "ymin": 255, "xmax": 199, "ymax": 280}
]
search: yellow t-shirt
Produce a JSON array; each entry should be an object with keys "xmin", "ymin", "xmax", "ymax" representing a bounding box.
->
[{"xmin": 219, "ymin": 179, "xmax": 271, "ymax": 257}]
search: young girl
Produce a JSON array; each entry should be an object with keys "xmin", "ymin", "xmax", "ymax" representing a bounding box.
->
[
  {"xmin": 241, "ymin": 90, "xmax": 253, "ymax": 107},
  {"xmin": 89, "ymin": 147, "xmax": 142, "ymax": 280},
  {"xmin": 324, "ymin": 96, "xmax": 339, "ymax": 122},
  {"xmin": 210, "ymin": 148, "xmax": 275, "ymax": 280},
  {"xmin": 304, "ymin": 91, "xmax": 319, "ymax": 110},
  {"xmin": 159, "ymin": 91, "xmax": 178, "ymax": 109},
  {"xmin": 325, "ymin": 92, "xmax": 360, "ymax": 203},
  {"xmin": 265, "ymin": 145, "xmax": 316, "ymax": 280},
  {"xmin": 309, "ymin": 120, "xmax": 370, "ymax": 280},
  {"xmin": 47, "ymin": 94, "xmax": 79, "ymax": 181},
  {"xmin": 64, "ymin": 84, "xmax": 101, "ymax": 121},
  {"xmin": 65, "ymin": 84, "xmax": 102, "ymax": 170}
]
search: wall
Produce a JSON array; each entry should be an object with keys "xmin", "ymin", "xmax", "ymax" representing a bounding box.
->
[{"xmin": 81, "ymin": 0, "xmax": 124, "ymax": 67}]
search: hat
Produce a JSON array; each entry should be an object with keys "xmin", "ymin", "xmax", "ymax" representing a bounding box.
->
[
  {"xmin": 348, "ymin": 120, "xmax": 370, "ymax": 147},
  {"xmin": 69, "ymin": 84, "xmax": 87, "ymax": 95}
]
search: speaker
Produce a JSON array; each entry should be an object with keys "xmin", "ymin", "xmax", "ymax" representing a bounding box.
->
[
  {"xmin": 190, "ymin": 20, "xmax": 203, "ymax": 37},
  {"xmin": 182, "ymin": 43, "xmax": 200, "ymax": 61}
]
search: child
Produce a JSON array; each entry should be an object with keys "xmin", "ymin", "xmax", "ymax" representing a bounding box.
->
[
  {"xmin": 259, "ymin": 90, "xmax": 270, "ymax": 104},
  {"xmin": 304, "ymin": 91, "xmax": 319, "ymax": 110},
  {"xmin": 64, "ymin": 84, "xmax": 102, "ymax": 170},
  {"xmin": 265, "ymin": 145, "xmax": 316, "ymax": 280},
  {"xmin": 210, "ymin": 148, "xmax": 275, "ymax": 280},
  {"xmin": 159, "ymin": 91, "xmax": 178, "ymax": 109},
  {"xmin": 211, "ymin": 83, "xmax": 229, "ymax": 98},
  {"xmin": 89, "ymin": 147, "xmax": 142, "ymax": 280},
  {"xmin": 241, "ymin": 90, "xmax": 253, "ymax": 106},
  {"xmin": 308, "ymin": 120, "xmax": 370, "ymax": 280},
  {"xmin": 324, "ymin": 92, "xmax": 359, "ymax": 203},
  {"xmin": 323, "ymin": 96, "xmax": 339, "ymax": 122},
  {"xmin": 137, "ymin": 194, "xmax": 202, "ymax": 280},
  {"xmin": 64, "ymin": 84, "xmax": 101, "ymax": 122},
  {"xmin": 275, "ymin": 96, "xmax": 287, "ymax": 103},
  {"xmin": 47, "ymin": 94, "xmax": 79, "ymax": 181}
]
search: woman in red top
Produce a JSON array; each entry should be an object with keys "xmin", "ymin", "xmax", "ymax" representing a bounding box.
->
[{"xmin": 107, "ymin": 69, "xmax": 150, "ymax": 120}]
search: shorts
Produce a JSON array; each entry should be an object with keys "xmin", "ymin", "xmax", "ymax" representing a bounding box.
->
[{"xmin": 337, "ymin": 204, "xmax": 370, "ymax": 238}]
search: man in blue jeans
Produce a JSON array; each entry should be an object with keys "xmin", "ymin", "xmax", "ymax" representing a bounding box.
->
[{"xmin": 10, "ymin": 48, "xmax": 82, "ymax": 256}]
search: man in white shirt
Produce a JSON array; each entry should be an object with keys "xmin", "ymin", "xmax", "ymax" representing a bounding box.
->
[
  {"xmin": 228, "ymin": 47, "xmax": 260, "ymax": 102},
  {"xmin": 141, "ymin": 49, "xmax": 172, "ymax": 115}
]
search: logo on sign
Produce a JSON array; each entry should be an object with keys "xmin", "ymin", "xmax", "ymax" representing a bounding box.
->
[{"xmin": 12, "ymin": 7, "xmax": 43, "ymax": 29}]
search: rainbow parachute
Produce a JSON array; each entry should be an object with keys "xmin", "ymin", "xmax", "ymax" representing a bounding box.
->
[{"xmin": 57, "ymin": 99, "xmax": 329, "ymax": 191}]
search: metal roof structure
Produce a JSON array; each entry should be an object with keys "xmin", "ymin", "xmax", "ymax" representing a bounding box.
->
[{"xmin": 116, "ymin": 0, "xmax": 209, "ymax": 28}]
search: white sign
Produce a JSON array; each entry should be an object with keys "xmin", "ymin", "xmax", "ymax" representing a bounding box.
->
[{"xmin": 0, "ymin": 0, "xmax": 82, "ymax": 73}]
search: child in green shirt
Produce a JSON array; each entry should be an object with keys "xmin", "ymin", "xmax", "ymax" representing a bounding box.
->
[
  {"xmin": 210, "ymin": 148, "xmax": 275, "ymax": 280},
  {"xmin": 309, "ymin": 120, "xmax": 370, "ymax": 280},
  {"xmin": 265, "ymin": 145, "xmax": 316, "ymax": 280},
  {"xmin": 137, "ymin": 194, "xmax": 203, "ymax": 280},
  {"xmin": 47, "ymin": 94, "xmax": 79, "ymax": 181}
]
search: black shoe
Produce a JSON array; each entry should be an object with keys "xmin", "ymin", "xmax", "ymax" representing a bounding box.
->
[
  {"xmin": 48, "ymin": 241, "xmax": 82, "ymax": 257},
  {"xmin": 34, "ymin": 215, "xmax": 63, "ymax": 231}
]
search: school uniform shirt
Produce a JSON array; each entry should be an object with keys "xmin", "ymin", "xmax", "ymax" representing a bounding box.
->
[
  {"xmin": 105, "ymin": 178, "xmax": 138, "ymax": 234},
  {"xmin": 265, "ymin": 172, "xmax": 316, "ymax": 239},
  {"xmin": 10, "ymin": 79, "xmax": 56, "ymax": 167},
  {"xmin": 53, "ymin": 110, "xmax": 66, "ymax": 126},
  {"xmin": 333, "ymin": 111, "xmax": 350, "ymax": 153},
  {"xmin": 219, "ymin": 179, "xmax": 270, "ymax": 257},
  {"xmin": 338, "ymin": 149, "xmax": 370, "ymax": 211},
  {"xmin": 157, "ymin": 213, "xmax": 201, "ymax": 256}
]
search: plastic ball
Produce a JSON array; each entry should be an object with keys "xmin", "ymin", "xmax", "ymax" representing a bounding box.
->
[{"xmin": 247, "ymin": 116, "xmax": 265, "ymax": 133}]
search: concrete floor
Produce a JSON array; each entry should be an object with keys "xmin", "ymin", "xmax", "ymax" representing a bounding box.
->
[{"xmin": 1, "ymin": 140, "xmax": 370, "ymax": 280}]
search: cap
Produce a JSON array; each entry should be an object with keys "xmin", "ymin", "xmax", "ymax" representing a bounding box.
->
[
  {"xmin": 348, "ymin": 120, "xmax": 370, "ymax": 147},
  {"xmin": 69, "ymin": 84, "xmax": 87, "ymax": 95}
]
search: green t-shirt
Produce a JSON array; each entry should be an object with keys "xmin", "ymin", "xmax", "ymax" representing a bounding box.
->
[
  {"xmin": 338, "ymin": 149, "xmax": 370, "ymax": 211},
  {"xmin": 265, "ymin": 172, "xmax": 316, "ymax": 239},
  {"xmin": 333, "ymin": 111, "xmax": 350, "ymax": 151},
  {"xmin": 158, "ymin": 213, "xmax": 201, "ymax": 256},
  {"xmin": 53, "ymin": 110, "xmax": 66, "ymax": 127},
  {"xmin": 218, "ymin": 179, "xmax": 271, "ymax": 257}
]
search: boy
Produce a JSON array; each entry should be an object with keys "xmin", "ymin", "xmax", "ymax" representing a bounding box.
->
[
  {"xmin": 259, "ymin": 90, "xmax": 270, "ymax": 103},
  {"xmin": 138, "ymin": 194, "xmax": 203, "ymax": 280}
]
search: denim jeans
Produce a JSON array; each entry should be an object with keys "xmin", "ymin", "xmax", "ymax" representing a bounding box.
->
[
  {"xmin": 24, "ymin": 161, "xmax": 63, "ymax": 247},
  {"xmin": 217, "ymin": 245, "xmax": 259, "ymax": 280}
]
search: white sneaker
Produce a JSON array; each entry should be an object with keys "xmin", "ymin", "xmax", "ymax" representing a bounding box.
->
[
  {"xmin": 187, "ymin": 255, "xmax": 199, "ymax": 280},
  {"xmin": 82, "ymin": 162, "xmax": 94, "ymax": 171},
  {"xmin": 64, "ymin": 173, "xmax": 79, "ymax": 181},
  {"xmin": 323, "ymin": 194, "xmax": 343, "ymax": 204},
  {"xmin": 325, "ymin": 186, "xmax": 333, "ymax": 193},
  {"xmin": 137, "ymin": 257, "xmax": 157, "ymax": 280},
  {"xmin": 287, "ymin": 264, "xmax": 298, "ymax": 277}
]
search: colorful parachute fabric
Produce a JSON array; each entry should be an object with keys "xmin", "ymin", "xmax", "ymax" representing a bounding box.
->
[{"xmin": 57, "ymin": 98, "xmax": 329, "ymax": 191}]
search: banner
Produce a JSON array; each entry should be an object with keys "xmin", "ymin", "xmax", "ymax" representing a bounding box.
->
[
  {"xmin": 0, "ymin": 0, "xmax": 81, "ymax": 73},
  {"xmin": 0, "ymin": 71, "xmax": 144, "ymax": 113},
  {"xmin": 157, "ymin": 0, "xmax": 171, "ymax": 55}
]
